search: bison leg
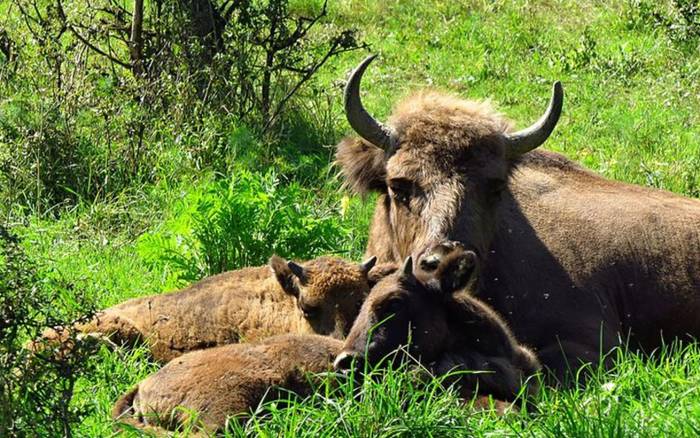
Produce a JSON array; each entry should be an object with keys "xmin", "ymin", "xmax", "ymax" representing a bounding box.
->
[
  {"xmin": 29, "ymin": 313, "xmax": 144, "ymax": 356},
  {"xmin": 77, "ymin": 312, "xmax": 144, "ymax": 347}
]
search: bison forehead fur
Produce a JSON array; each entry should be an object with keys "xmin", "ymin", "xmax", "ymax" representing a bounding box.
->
[{"xmin": 389, "ymin": 91, "xmax": 513, "ymax": 154}]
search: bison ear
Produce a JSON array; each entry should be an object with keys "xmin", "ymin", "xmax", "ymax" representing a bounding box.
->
[
  {"xmin": 269, "ymin": 255, "xmax": 299, "ymax": 297},
  {"xmin": 287, "ymin": 261, "xmax": 307, "ymax": 283},
  {"xmin": 335, "ymin": 137, "xmax": 387, "ymax": 195}
]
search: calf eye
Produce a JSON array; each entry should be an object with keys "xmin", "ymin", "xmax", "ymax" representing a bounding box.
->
[
  {"xmin": 300, "ymin": 304, "xmax": 321, "ymax": 319},
  {"xmin": 384, "ymin": 297, "xmax": 404, "ymax": 313}
]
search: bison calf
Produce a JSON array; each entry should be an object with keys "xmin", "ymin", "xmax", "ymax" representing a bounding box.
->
[
  {"xmin": 112, "ymin": 334, "xmax": 342, "ymax": 433},
  {"xmin": 335, "ymin": 242, "xmax": 541, "ymax": 406},
  {"xmin": 34, "ymin": 255, "xmax": 379, "ymax": 363}
]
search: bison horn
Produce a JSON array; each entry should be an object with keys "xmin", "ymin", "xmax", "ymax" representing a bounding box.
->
[
  {"xmin": 287, "ymin": 261, "xmax": 306, "ymax": 282},
  {"xmin": 344, "ymin": 55, "xmax": 397, "ymax": 151},
  {"xmin": 505, "ymin": 81, "xmax": 563, "ymax": 158},
  {"xmin": 401, "ymin": 256, "xmax": 414, "ymax": 278},
  {"xmin": 359, "ymin": 256, "xmax": 377, "ymax": 274}
]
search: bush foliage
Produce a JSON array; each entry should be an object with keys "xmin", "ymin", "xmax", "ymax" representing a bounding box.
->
[
  {"xmin": 0, "ymin": 0, "xmax": 362, "ymax": 215},
  {"xmin": 0, "ymin": 227, "xmax": 97, "ymax": 436},
  {"xmin": 138, "ymin": 169, "xmax": 355, "ymax": 284}
]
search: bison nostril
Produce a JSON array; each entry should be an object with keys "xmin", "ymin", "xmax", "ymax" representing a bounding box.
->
[
  {"xmin": 333, "ymin": 351, "xmax": 358, "ymax": 372},
  {"xmin": 418, "ymin": 241, "xmax": 467, "ymax": 271}
]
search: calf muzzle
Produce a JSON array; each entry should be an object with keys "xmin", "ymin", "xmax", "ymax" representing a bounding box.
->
[{"xmin": 333, "ymin": 350, "xmax": 364, "ymax": 375}]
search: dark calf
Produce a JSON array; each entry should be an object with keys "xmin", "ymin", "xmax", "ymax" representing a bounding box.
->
[{"xmin": 334, "ymin": 242, "xmax": 540, "ymax": 404}]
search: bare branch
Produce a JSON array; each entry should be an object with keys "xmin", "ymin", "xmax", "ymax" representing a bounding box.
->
[
  {"xmin": 263, "ymin": 32, "xmax": 361, "ymax": 131},
  {"xmin": 272, "ymin": 0, "xmax": 327, "ymax": 51},
  {"xmin": 68, "ymin": 25, "xmax": 132, "ymax": 70}
]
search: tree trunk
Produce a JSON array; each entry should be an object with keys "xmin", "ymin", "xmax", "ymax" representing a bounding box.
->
[
  {"xmin": 130, "ymin": 0, "xmax": 145, "ymax": 76},
  {"xmin": 179, "ymin": 0, "xmax": 226, "ymax": 65}
]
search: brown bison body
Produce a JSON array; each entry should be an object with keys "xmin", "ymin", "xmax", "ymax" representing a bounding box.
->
[
  {"xmin": 336, "ymin": 56, "xmax": 700, "ymax": 382},
  {"xmin": 112, "ymin": 334, "xmax": 342, "ymax": 433},
  {"xmin": 35, "ymin": 256, "xmax": 377, "ymax": 363},
  {"xmin": 334, "ymin": 242, "xmax": 541, "ymax": 404}
]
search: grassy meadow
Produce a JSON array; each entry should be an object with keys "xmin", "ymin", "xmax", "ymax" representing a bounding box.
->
[{"xmin": 1, "ymin": 0, "xmax": 699, "ymax": 436}]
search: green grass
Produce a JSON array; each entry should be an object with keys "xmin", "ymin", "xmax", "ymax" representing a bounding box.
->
[
  {"xmin": 2, "ymin": 0, "xmax": 699, "ymax": 436},
  {"xmin": 225, "ymin": 343, "xmax": 700, "ymax": 437}
]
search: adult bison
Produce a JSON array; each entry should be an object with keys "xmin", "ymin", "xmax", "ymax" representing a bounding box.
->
[{"xmin": 335, "ymin": 55, "xmax": 700, "ymax": 383}]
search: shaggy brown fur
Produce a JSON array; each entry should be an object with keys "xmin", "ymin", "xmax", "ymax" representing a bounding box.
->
[
  {"xmin": 33, "ymin": 256, "xmax": 387, "ymax": 363},
  {"xmin": 336, "ymin": 84, "xmax": 700, "ymax": 384},
  {"xmin": 334, "ymin": 242, "xmax": 541, "ymax": 404},
  {"xmin": 112, "ymin": 334, "xmax": 342, "ymax": 433}
]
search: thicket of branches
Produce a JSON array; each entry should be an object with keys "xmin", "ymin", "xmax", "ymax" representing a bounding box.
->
[
  {"xmin": 0, "ymin": 226, "xmax": 98, "ymax": 437},
  {"xmin": 0, "ymin": 0, "xmax": 364, "ymax": 214}
]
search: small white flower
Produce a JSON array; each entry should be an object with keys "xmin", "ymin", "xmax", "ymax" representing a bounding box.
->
[{"xmin": 601, "ymin": 381, "xmax": 616, "ymax": 392}]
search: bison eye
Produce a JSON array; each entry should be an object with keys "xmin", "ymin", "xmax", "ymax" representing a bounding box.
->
[
  {"xmin": 389, "ymin": 187, "xmax": 409, "ymax": 205},
  {"xmin": 388, "ymin": 179, "xmax": 413, "ymax": 206}
]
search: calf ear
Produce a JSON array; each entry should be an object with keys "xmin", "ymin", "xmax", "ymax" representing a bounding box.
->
[
  {"xmin": 400, "ymin": 256, "xmax": 417, "ymax": 286},
  {"xmin": 335, "ymin": 137, "xmax": 387, "ymax": 195},
  {"xmin": 269, "ymin": 255, "xmax": 299, "ymax": 297},
  {"xmin": 438, "ymin": 250, "xmax": 478, "ymax": 294},
  {"xmin": 359, "ymin": 256, "xmax": 377, "ymax": 274},
  {"xmin": 366, "ymin": 262, "xmax": 398, "ymax": 287}
]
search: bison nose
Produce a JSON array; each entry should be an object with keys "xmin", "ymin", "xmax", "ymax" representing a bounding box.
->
[{"xmin": 334, "ymin": 351, "xmax": 360, "ymax": 372}]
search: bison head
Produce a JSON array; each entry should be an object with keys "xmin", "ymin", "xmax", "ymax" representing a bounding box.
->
[
  {"xmin": 269, "ymin": 255, "xmax": 388, "ymax": 339},
  {"xmin": 335, "ymin": 55, "xmax": 562, "ymax": 260}
]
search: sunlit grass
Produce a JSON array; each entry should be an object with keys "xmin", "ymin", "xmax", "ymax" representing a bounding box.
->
[
  {"xmin": 102, "ymin": 343, "xmax": 700, "ymax": 437},
  {"xmin": 4, "ymin": 0, "xmax": 699, "ymax": 436}
]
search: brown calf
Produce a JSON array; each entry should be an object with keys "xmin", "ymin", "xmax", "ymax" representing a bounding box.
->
[
  {"xmin": 112, "ymin": 334, "xmax": 342, "ymax": 433},
  {"xmin": 33, "ymin": 255, "xmax": 379, "ymax": 363}
]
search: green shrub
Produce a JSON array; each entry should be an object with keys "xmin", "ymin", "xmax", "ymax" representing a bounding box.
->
[
  {"xmin": 0, "ymin": 80, "xmax": 165, "ymax": 216},
  {"xmin": 0, "ymin": 226, "xmax": 97, "ymax": 437},
  {"xmin": 0, "ymin": 0, "xmax": 363, "ymax": 217},
  {"xmin": 626, "ymin": 0, "xmax": 700, "ymax": 46},
  {"xmin": 137, "ymin": 168, "xmax": 355, "ymax": 284}
]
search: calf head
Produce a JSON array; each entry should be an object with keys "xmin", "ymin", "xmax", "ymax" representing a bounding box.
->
[
  {"xmin": 334, "ymin": 242, "xmax": 478, "ymax": 371},
  {"xmin": 269, "ymin": 255, "xmax": 390, "ymax": 339}
]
